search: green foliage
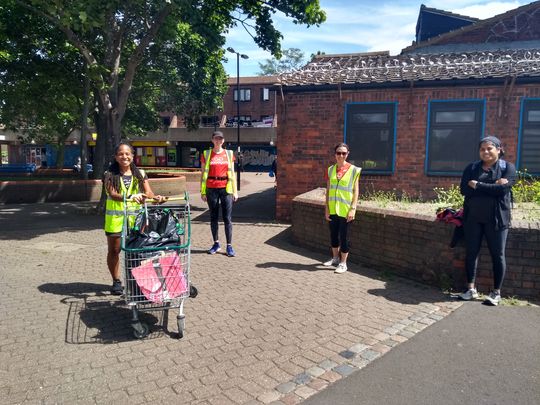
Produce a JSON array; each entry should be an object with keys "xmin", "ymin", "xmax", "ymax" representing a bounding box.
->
[
  {"xmin": 0, "ymin": 3, "xmax": 86, "ymax": 167},
  {"xmin": 433, "ymin": 185, "xmax": 464, "ymax": 210},
  {"xmin": 257, "ymin": 48, "xmax": 306, "ymax": 75},
  {"xmin": 513, "ymin": 170, "xmax": 540, "ymax": 204},
  {"xmin": 5, "ymin": 0, "xmax": 325, "ymax": 177}
]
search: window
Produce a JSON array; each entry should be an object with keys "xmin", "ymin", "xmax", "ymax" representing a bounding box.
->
[
  {"xmin": 200, "ymin": 115, "xmax": 219, "ymax": 127},
  {"xmin": 518, "ymin": 99, "xmax": 540, "ymax": 174},
  {"xmin": 233, "ymin": 88, "xmax": 251, "ymax": 102},
  {"xmin": 426, "ymin": 100, "xmax": 484, "ymax": 175},
  {"xmin": 345, "ymin": 103, "xmax": 396, "ymax": 173},
  {"xmin": 262, "ymin": 88, "xmax": 270, "ymax": 101}
]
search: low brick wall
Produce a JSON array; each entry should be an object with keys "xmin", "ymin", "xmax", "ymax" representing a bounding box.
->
[
  {"xmin": 0, "ymin": 176, "xmax": 187, "ymax": 204},
  {"xmin": 292, "ymin": 188, "xmax": 540, "ymax": 299}
]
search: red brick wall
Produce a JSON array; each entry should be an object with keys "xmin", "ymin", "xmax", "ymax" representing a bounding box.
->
[
  {"xmin": 292, "ymin": 190, "xmax": 540, "ymax": 299},
  {"xmin": 276, "ymin": 83, "xmax": 540, "ymax": 221},
  {"xmin": 223, "ymin": 83, "xmax": 277, "ymax": 122}
]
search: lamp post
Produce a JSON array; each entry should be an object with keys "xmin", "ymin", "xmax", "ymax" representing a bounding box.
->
[{"xmin": 227, "ymin": 47, "xmax": 248, "ymax": 191}]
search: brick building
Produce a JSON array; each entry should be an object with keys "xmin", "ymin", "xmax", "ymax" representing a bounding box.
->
[{"xmin": 275, "ymin": 2, "xmax": 540, "ymax": 221}]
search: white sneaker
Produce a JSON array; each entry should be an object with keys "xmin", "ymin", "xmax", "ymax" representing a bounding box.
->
[
  {"xmin": 335, "ymin": 263, "xmax": 348, "ymax": 274},
  {"xmin": 483, "ymin": 291, "xmax": 501, "ymax": 306},
  {"xmin": 323, "ymin": 257, "xmax": 340, "ymax": 267},
  {"xmin": 458, "ymin": 288, "xmax": 479, "ymax": 301}
]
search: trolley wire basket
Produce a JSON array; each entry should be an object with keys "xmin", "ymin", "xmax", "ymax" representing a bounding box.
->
[{"xmin": 120, "ymin": 193, "xmax": 194, "ymax": 339}]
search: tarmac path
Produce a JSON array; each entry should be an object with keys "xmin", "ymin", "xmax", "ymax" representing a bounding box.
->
[{"xmin": 1, "ymin": 173, "xmax": 462, "ymax": 404}]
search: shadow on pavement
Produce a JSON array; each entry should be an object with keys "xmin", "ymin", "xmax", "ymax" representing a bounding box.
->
[
  {"xmin": 263, "ymin": 228, "xmax": 453, "ymax": 305},
  {"xmin": 255, "ymin": 261, "xmax": 323, "ymax": 272},
  {"xmin": 0, "ymin": 203, "xmax": 102, "ymax": 240},
  {"xmin": 193, "ymin": 188, "xmax": 276, "ymax": 224},
  {"xmin": 38, "ymin": 282, "xmax": 171, "ymax": 343},
  {"xmin": 367, "ymin": 278, "xmax": 454, "ymax": 305}
]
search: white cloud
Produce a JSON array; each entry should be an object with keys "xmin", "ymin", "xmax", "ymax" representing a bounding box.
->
[{"xmin": 223, "ymin": 0, "xmax": 531, "ymax": 75}]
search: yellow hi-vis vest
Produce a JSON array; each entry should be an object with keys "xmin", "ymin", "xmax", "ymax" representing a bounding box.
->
[
  {"xmin": 200, "ymin": 148, "xmax": 235, "ymax": 195},
  {"xmin": 104, "ymin": 170, "xmax": 145, "ymax": 233},
  {"xmin": 327, "ymin": 164, "xmax": 361, "ymax": 217}
]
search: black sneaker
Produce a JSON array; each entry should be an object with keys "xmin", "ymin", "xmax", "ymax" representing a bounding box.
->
[{"xmin": 111, "ymin": 279, "xmax": 123, "ymax": 295}]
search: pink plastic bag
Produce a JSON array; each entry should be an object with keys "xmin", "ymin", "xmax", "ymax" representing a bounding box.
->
[{"xmin": 131, "ymin": 252, "xmax": 187, "ymax": 303}]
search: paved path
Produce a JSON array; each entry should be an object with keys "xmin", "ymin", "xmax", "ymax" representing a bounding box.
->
[
  {"xmin": 1, "ymin": 173, "xmax": 461, "ymax": 404},
  {"xmin": 303, "ymin": 303, "xmax": 540, "ymax": 405}
]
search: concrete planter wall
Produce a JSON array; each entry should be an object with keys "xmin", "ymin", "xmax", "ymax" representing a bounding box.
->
[
  {"xmin": 292, "ymin": 188, "xmax": 540, "ymax": 299},
  {"xmin": 0, "ymin": 176, "xmax": 187, "ymax": 204}
]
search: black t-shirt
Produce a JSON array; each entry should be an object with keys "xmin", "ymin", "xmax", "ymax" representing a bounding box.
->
[{"xmin": 467, "ymin": 167, "xmax": 497, "ymax": 223}]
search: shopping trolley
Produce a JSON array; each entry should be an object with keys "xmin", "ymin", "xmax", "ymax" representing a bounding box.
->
[{"xmin": 120, "ymin": 192, "xmax": 194, "ymax": 339}]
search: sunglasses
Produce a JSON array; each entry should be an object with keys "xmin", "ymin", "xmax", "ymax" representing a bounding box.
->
[{"xmin": 335, "ymin": 151, "xmax": 348, "ymax": 156}]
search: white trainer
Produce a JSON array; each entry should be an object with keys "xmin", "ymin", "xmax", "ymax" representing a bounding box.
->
[
  {"xmin": 323, "ymin": 257, "xmax": 340, "ymax": 267},
  {"xmin": 335, "ymin": 263, "xmax": 348, "ymax": 274},
  {"xmin": 458, "ymin": 288, "xmax": 479, "ymax": 301}
]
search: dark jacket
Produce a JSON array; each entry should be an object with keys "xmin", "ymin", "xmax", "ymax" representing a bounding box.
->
[{"xmin": 460, "ymin": 159, "xmax": 516, "ymax": 230}]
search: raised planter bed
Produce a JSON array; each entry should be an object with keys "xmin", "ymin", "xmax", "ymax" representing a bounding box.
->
[
  {"xmin": 0, "ymin": 175, "xmax": 187, "ymax": 204},
  {"xmin": 292, "ymin": 188, "xmax": 540, "ymax": 299}
]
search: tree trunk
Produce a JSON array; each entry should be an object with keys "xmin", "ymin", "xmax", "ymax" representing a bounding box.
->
[
  {"xmin": 55, "ymin": 141, "xmax": 65, "ymax": 170},
  {"xmin": 94, "ymin": 105, "xmax": 123, "ymax": 213}
]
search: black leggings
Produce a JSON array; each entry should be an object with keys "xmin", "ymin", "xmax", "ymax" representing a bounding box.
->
[
  {"xmin": 464, "ymin": 221, "xmax": 508, "ymax": 290},
  {"xmin": 329, "ymin": 214, "xmax": 351, "ymax": 253},
  {"xmin": 207, "ymin": 187, "xmax": 233, "ymax": 244}
]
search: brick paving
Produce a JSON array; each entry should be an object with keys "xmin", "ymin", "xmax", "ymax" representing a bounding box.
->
[{"xmin": 0, "ymin": 173, "xmax": 461, "ymax": 404}]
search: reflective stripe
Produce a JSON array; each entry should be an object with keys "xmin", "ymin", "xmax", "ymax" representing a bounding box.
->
[
  {"xmin": 334, "ymin": 184, "xmax": 353, "ymax": 192},
  {"xmin": 328, "ymin": 196, "xmax": 354, "ymax": 205},
  {"xmin": 106, "ymin": 209, "xmax": 139, "ymax": 216}
]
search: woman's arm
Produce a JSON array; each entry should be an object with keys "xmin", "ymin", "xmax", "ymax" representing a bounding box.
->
[
  {"xmin": 460, "ymin": 163, "xmax": 475, "ymax": 197},
  {"xmin": 347, "ymin": 172, "xmax": 360, "ymax": 222},
  {"xmin": 475, "ymin": 162, "xmax": 517, "ymax": 196},
  {"xmin": 325, "ymin": 178, "xmax": 331, "ymax": 221}
]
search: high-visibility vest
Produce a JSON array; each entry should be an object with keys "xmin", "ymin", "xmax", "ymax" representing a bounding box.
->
[
  {"xmin": 104, "ymin": 169, "xmax": 145, "ymax": 233},
  {"xmin": 200, "ymin": 148, "xmax": 235, "ymax": 195},
  {"xmin": 327, "ymin": 164, "xmax": 361, "ymax": 217}
]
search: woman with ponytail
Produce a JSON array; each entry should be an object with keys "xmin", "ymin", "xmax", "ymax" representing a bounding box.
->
[{"xmin": 103, "ymin": 142, "xmax": 165, "ymax": 295}]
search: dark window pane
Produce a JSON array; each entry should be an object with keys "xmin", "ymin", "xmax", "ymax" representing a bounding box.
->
[
  {"xmin": 435, "ymin": 111, "xmax": 475, "ymax": 123},
  {"xmin": 352, "ymin": 113, "xmax": 388, "ymax": 124},
  {"xmin": 428, "ymin": 128, "xmax": 478, "ymax": 171},
  {"xmin": 520, "ymin": 127, "xmax": 540, "ymax": 172},
  {"xmin": 427, "ymin": 101, "xmax": 483, "ymax": 174},
  {"xmin": 527, "ymin": 110, "xmax": 540, "ymax": 122},
  {"xmin": 346, "ymin": 103, "xmax": 395, "ymax": 173}
]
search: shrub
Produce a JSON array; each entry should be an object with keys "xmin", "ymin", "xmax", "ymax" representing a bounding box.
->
[
  {"xmin": 513, "ymin": 170, "xmax": 540, "ymax": 204},
  {"xmin": 433, "ymin": 185, "xmax": 464, "ymax": 209}
]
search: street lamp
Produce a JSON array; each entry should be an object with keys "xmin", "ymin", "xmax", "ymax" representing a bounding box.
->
[{"xmin": 227, "ymin": 47, "xmax": 249, "ymax": 191}]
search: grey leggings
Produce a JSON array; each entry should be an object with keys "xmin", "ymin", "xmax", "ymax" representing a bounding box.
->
[
  {"xmin": 464, "ymin": 220, "xmax": 508, "ymax": 290},
  {"xmin": 206, "ymin": 187, "xmax": 233, "ymax": 244}
]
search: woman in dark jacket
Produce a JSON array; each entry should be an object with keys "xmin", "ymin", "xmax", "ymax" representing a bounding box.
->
[{"xmin": 459, "ymin": 136, "xmax": 516, "ymax": 305}]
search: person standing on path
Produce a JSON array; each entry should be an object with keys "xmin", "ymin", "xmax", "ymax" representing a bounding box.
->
[
  {"xmin": 200, "ymin": 131, "xmax": 238, "ymax": 257},
  {"xmin": 103, "ymin": 142, "xmax": 165, "ymax": 295},
  {"xmin": 323, "ymin": 143, "xmax": 361, "ymax": 274},
  {"xmin": 458, "ymin": 135, "xmax": 516, "ymax": 306}
]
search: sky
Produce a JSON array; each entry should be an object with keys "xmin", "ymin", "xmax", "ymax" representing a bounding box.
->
[{"xmin": 222, "ymin": 0, "xmax": 530, "ymax": 77}]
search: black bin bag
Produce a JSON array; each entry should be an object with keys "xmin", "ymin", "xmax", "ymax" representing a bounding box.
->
[{"xmin": 126, "ymin": 207, "xmax": 183, "ymax": 249}]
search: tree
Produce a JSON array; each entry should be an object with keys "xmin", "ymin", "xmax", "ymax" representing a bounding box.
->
[
  {"xmin": 258, "ymin": 48, "xmax": 306, "ymax": 75},
  {"xmin": 7, "ymin": 0, "xmax": 325, "ymax": 179},
  {"xmin": 0, "ymin": 7, "xmax": 87, "ymax": 168}
]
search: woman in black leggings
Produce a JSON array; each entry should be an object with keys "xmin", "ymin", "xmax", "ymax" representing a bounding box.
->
[{"xmin": 459, "ymin": 136, "xmax": 516, "ymax": 306}]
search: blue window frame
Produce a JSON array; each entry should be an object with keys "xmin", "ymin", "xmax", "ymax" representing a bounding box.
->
[
  {"xmin": 344, "ymin": 102, "xmax": 397, "ymax": 174},
  {"xmin": 425, "ymin": 99, "xmax": 485, "ymax": 175},
  {"xmin": 518, "ymin": 98, "xmax": 540, "ymax": 175}
]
